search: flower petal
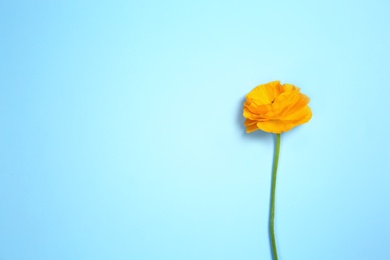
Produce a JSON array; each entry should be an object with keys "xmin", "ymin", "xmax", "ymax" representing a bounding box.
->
[
  {"xmin": 280, "ymin": 106, "xmax": 312, "ymax": 123},
  {"xmin": 256, "ymin": 120, "xmax": 295, "ymax": 133},
  {"xmin": 245, "ymin": 123, "xmax": 260, "ymax": 133},
  {"xmin": 246, "ymin": 81, "xmax": 283, "ymax": 105}
]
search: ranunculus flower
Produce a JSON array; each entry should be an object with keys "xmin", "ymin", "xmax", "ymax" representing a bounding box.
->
[
  {"xmin": 242, "ymin": 80, "xmax": 312, "ymax": 260},
  {"xmin": 243, "ymin": 80, "xmax": 312, "ymax": 133}
]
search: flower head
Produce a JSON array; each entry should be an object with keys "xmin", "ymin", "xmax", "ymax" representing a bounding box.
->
[{"xmin": 243, "ymin": 81, "xmax": 312, "ymax": 133}]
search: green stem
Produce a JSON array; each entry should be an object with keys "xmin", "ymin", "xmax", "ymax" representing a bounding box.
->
[{"xmin": 270, "ymin": 133, "xmax": 280, "ymax": 260}]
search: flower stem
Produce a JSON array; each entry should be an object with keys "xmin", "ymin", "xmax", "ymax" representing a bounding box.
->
[{"xmin": 270, "ymin": 133, "xmax": 280, "ymax": 260}]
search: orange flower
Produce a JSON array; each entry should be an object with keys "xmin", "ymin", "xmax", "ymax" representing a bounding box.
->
[{"xmin": 243, "ymin": 81, "xmax": 312, "ymax": 133}]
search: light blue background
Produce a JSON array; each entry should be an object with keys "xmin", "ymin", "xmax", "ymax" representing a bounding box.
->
[{"xmin": 1, "ymin": 0, "xmax": 390, "ymax": 259}]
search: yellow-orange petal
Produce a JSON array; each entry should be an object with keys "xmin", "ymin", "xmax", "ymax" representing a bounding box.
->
[
  {"xmin": 280, "ymin": 105, "xmax": 312, "ymax": 123},
  {"xmin": 246, "ymin": 81, "xmax": 283, "ymax": 105},
  {"xmin": 245, "ymin": 123, "xmax": 260, "ymax": 133},
  {"xmin": 256, "ymin": 120, "xmax": 296, "ymax": 134},
  {"xmin": 244, "ymin": 118, "xmax": 257, "ymax": 126},
  {"xmin": 281, "ymin": 83, "xmax": 297, "ymax": 92}
]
